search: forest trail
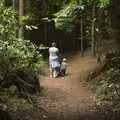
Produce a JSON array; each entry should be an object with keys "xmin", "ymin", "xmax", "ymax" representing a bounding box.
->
[
  {"xmin": 39, "ymin": 54, "xmax": 97, "ymax": 112},
  {"xmin": 35, "ymin": 53, "xmax": 108, "ymax": 120},
  {"xmin": 10, "ymin": 53, "xmax": 116, "ymax": 120}
]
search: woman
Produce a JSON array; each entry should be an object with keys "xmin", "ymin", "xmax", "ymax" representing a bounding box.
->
[{"xmin": 49, "ymin": 42, "xmax": 60, "ymax": 78}]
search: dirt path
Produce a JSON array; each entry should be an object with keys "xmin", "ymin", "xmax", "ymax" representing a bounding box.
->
[
  {"xmin": 11, "ymin": 54, "xmax": 116, "ymax": 120},
  {"xmin": 34, "ymin": 54, "xmax": 107, "ymax": 120}
]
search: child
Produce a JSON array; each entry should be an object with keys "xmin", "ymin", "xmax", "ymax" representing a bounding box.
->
[{"xmin": 61, "ymin": 58, "xmax": 68, "ymax": 76}]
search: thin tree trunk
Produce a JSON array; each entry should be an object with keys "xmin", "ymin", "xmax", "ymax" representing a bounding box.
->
[
  {"xmin": 12, "ymin": 0, "xmax": 15, "ymax": 9},
  {"xmin": 81, "ymin": 12, "xmax": 84, "ymax": 57},
  {"xmin": 91, "ymin": 5, "xmax": 96, "ymax": 57},
  {"xmin": 44, "ymin": 22, "xmax": 47, "ymax": 45},
  {"xmin": 19, "ymin": 0, "xmax": 24, "ymax": 39}
]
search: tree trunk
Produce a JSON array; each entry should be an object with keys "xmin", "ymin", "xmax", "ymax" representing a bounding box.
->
[
  {"xmin": 91, "ymin": 5, "xmax": 96, "ymax": 57},
  {"xmin": 19, "ymin": 0, "xmax": 24, "ymax": 39},
  {"xmin": 44, "ymin": 22, "xmax": 47, "ymax": 45},
  {"xmin": 81, "ymin": 12, "xmax": 84, "ymax": 57},
  {"xmin": 12, "ymin": 0, "xmax": 15, "ymax": 9}
]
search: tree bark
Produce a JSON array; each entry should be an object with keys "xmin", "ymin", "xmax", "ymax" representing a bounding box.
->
[
  {"xmin": 19, "ymin": 0, "xmax": 24, "ymax": 39},
  {"xmin": 81, "ymin": 12, "xmax": 84, "ymax": 57},
  {"xmin": 91, "ymin": 5, "xmax": 96, "ymax": 57},
  {"xmin": 44, "ymin": 22, "xmax": 47, "ymax": 45},
  {"xmin": 12, "ymin": 0, "xmax": 15, "ymax": 9}
]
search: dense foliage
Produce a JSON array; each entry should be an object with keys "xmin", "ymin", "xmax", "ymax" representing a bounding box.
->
[
  {"xmin": 0, "ymin": 0, "xmax": 46, "ymax": 101},
  {"xmin": 0, "ymin": 1, "xmax": 17, "ymax": 41},
  {"xmin": 26, "ymin": 0, "xmax": 70, "ymax": 22},
  {"xmin": 54, "ymin": 0, "xmax": 110, "ymax": 31}
]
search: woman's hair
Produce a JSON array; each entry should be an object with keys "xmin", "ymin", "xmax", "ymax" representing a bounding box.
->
[{"xmin": 51, "ymin": 42, "xmax": 56, "ymax": 47}]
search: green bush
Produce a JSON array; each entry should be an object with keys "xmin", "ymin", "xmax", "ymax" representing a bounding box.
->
[{"xmin": 0, "ymin": 0, "xmax": 46, "ymax": 98}]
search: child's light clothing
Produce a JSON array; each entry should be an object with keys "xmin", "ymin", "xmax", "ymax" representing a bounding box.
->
[
  {"xmin": 49, "ymin": 47, "xmax": 59, "ymax": 57},
  {"xmin": 61, "ymin": 61, "xmax": 68, "ymax": 76},
  {"xmin": 61, "ymin": 62, "xmax": 68, "ymax": 70}
]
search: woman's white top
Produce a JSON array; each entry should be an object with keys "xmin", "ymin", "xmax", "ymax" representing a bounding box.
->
[
  {"xmin": 49, "ymin": 47, "xmax": 60, "ymax": 68},
  {"xmin": 49, "ymin": 47, "xmax": 59, "ymax": 57}
]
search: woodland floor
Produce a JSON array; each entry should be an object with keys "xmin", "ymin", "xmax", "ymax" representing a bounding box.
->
[{"xmin": 11, "ymin": 53, "xmax": 119, "ymax": 120}]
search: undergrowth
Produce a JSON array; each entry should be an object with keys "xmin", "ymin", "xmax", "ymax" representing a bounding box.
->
[
  {"xmin": 87, "ymin": 51, "xmax": 120, "ymax": 101},
  {"xmin": 0, "ymin": 0, "xmax": 47, "ymax": 104}
]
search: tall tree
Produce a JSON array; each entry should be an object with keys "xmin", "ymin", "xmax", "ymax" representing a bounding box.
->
[
  {"xmin": 80, "ymin": 10, "xmax": 84, "ymax": 56},
  {"xmin": 19, "ymin": 0, "xmax": 24, "ymax": 39},
  {"xmin": 91, "ymin": 5, "xmax": 96, "ymax": 57},
  {"xmin": 12, "ymin": 0, "xmax": 15, "ymax": 8}
]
